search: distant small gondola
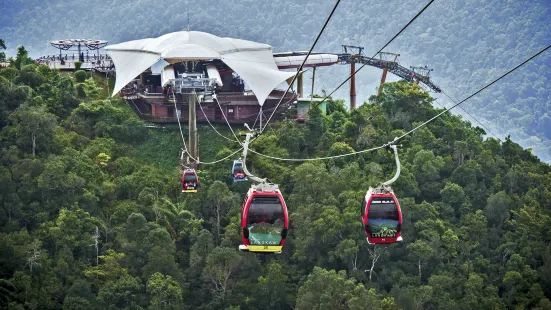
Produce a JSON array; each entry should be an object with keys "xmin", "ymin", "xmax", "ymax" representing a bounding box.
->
[
  {"xmin": 232, "ymin": 160, "xmax": 247, "ymax": 182},
  {"xmin": 362, "ymin": 188, "xmax": 403, "ymax": 244},
  {"xmin": 182, "ymin": 169, "xmax": 199, "ymax": 193},
  {"xmin": 239, "ymin": 184, "xmax": 289, "ymax": 253}
]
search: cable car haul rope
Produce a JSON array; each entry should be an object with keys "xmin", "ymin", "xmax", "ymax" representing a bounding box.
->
[{"xmin": 164, "ymin": 0, "xmax": 551, "ymax": 254}]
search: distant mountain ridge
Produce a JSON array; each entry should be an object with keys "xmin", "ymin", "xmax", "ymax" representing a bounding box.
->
[{"xmin": 2, "ymin": 0, "xmax": 550, "ymax": 161}]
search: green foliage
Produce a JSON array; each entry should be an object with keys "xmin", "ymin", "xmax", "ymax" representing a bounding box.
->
[
  {"xmin": 0, "ymin": 279, "xmax": 16, "ymax": 308},
  {"xmin": 82, "ymin": 78, "xmax": 101, "ymax": 99},
  {"xmin": 254, "ymin": 263, "xmax": 294, "ymax": 309},
  {"xmin": 203, "ymin": 247, "xmax": 242, "ymax": 302},
  {"xmin": 84, "ymin": 250, "xmax": 128, "ymax": 286},
  {"xmin": 3, "ymin": 0, "xmax": 551, "ymax": 160},
  {"xmin": 8, "ymin": 103, "xmax": 57, "ymax": 156},
  {"xmin": 73, "ymin": 61, "xmax": 82, "ymax": 71},
  {"xmin": 295, "ymin": 267, "xmax": 370, "ymax": 310},
  {"xmin": 75, "ymin": 83, "xmax": 86, "ymax": 98},
  {"xmin": 146, "ymin": 272, "xmax": 184, "ymax": 310},
  {"xmin": 12, "ymin": 46, "xmax": 33, "ymax": 70},
  {"xmin": 1, "ymin": 59, "xmax": 551, "ymax": 309},
  {"xmin": 73, "ymin": 70, "xmax": 86, "ymax": 83},
  {"xmin": 0, "ymin": 38, "xmax": 6, "ymax": 62},
  {"xmin": 96, "ymin": 275, "xmax": 143, "ymax": 308}
]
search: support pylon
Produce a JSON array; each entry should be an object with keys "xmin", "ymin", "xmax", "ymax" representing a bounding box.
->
[
  {"xmin": 377, "ymin": 68, "xmax": 388, "ymax": 97},
  {"xmin": 188, "ymin": 90, "xmax": 198, "ymax": 169},
  {"xmin": 297, "ymin": 69, "xmax": 303, "ymax": 98},
  {"xmin": 311, "ymin": 66, "xmax": 316, "ymax": 107},
  {"xmin": 350, "ymin": 62, "xmax": 356, "ymax": 110},
  {"xmin": 342, "ymin": 45, "xmax": 364, "ymax": 110},
  {"xmin": 376, "ymin": 52, "xmax": 399, "ymax": 99}
]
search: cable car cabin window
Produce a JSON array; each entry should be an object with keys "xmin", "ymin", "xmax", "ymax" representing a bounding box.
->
[
  {"xmin": 367, "ymin": 198, "xmax": 399, "ymax": 239},
  {"xmin": 183, "ymin": 174, "xmax": 196, "ymax": 183},
  {"xmin": 234, "ymin": 162, "xmax": 243, "ymax": 173},
  {"xmin": 247, "ymin": 196, "xmax": 284, "ymax": 246}
]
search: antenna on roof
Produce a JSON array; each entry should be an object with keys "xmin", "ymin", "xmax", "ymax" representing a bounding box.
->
[{"xmin": 187, "ymin": 0, "xmax": 190, "ymax": 31}]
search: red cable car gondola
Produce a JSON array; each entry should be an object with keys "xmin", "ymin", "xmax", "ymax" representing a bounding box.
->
[
  {"xmin": 362, "ymin": 187, "xmax": 403, "ymax": 244},
  {"xmin": 361, "ymin": 144, "xmax": 403, "ymax": 245},
  {"xmin": 181, "ymin": 168, "xmax": 199, "ymax": 193},
  {"xmin": 239, "ymin": 183, "xmax": 289, "ymax": 253}
]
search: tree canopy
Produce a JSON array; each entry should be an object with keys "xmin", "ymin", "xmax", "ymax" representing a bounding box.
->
[{"xmin": 0, "ymin": 43, "xmax": 550, "ymax": 309}]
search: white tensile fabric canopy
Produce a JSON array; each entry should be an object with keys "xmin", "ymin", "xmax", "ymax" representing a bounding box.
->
[{"xmin": 105, "ymin": 31, "xmax": 297, "ymax": 106}]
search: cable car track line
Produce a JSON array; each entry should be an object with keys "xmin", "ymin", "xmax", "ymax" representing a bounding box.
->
[
  {"xmin": 257, "ymin": 0, "xmax": 342, "ymax": 137},
  {"xmin": 200, "ymin": 148, "xmax": 244, "ymax": 165},
  {"xmin": 199, "ymin": 95, "xmax": 296, "ymax": 145},
  {"xmin": 441, "ymin": 91, "xmax": 501, "ymax": 141},
  {"xmin": 196, "ymin": 93, "xmax": 240, "ymax": 143},
  {"xmin": 395, "ymin": 43, "xmax": 551, "ymax": 142},
  {"xmin": 247, "ymin": 43, "xmax": 550, "ymax": 162},
  {"xmin": 214, "ymin": 95, "xmax": 243, "ymax": 144},
  {"xmin": 248, "ymin": 145, "xmax": 384, "ymax": 161},
  {"xmin": 172, "ymin": 89, "xmax": 244, "ymax": 165},
  {"xmin": 306, "ymin": 0, "xmax": 436, "ymax": 115}
]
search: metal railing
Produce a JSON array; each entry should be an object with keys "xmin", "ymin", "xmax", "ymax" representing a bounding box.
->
[
  {"xmin": 338, "ymin": 53, "xmax": 442, "ymax": 93},
  {"xmin": 35, "ymin": 53, "xmax": 114, "ymax": 71}
]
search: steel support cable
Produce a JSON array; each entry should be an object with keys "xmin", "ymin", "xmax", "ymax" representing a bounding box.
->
[
  {"xmin": 257, "ymin": 0, "xmax": 342, "ymax": 137},
  {"xmin": 195, "ymin": 93, "xmax": 240, "ymax": 143},
  {"xmin": 246, "ymin": 43, "xmax": 551, "ymax": 162},
  {"xmin": 171, "ymin": 88, "xmax": 198, "ymax": 163},
  {"xmin": 251, "ymin": 110, "xmax": 261, "ymax": 129},
  {"xmin": 393, "ymin": 43, "xmax": 551, "ymax": 142},
  {"xmin": 306, "ymin": 0, "xmax": 436, "ymax": 115},
  {"xmin": 214, "ymin": 95, "xmax": 243, "ymax": 144},
  {"xmin": 199, "ymin": 148, "xmax": 244, "ymax": 165},
  {"xmin": 441, "ymin": 90, "xmax": 501, "ymax": 140},
  {"xmin": 171, "ymin": 89, "xmax": 241, "ymax": 165},
  {"xmin": 212, "ymin": 94, "xmax": 287, "ymax": 145},
  {"xmin": 246, "ymin": 96, "xmax": 296, "ymax": 119},
  {"xmin": 202, "ymin": 94, "xmax": 296, "ymax": 145},
  {"xmin": 169, "ymin": 64, "xmax": 307, "ymax": 162},
  {"xmin": 255, "ymin": 66, "xmax": 312, "ymax": 127},
  {"xmin": 252, "ymin": 67, "xmax": 312, "ymax": 128},
  {"xmin": 247, "ymin": 145, "xmax": 385, "ymax": 161}
]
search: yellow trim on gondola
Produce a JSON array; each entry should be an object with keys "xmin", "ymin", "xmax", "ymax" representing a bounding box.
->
[
  {"xmin": 182, "ymin": 189, "xmax": 198, "ymax": 193},
  {"xmin": 246, "ymin": 245, "xmax": 283, "ymax": 253}
]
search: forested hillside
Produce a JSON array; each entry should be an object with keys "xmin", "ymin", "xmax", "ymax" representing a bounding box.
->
[
  {"xmin": 1, "ymin": 0, "xmax": 550, "ymax": 161},
  {"xmin": 1, "ymin": 45, "xmax": 551, "ymax": 309}
]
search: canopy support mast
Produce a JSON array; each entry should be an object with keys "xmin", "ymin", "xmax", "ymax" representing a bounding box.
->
[{"xmin": 188, "ymin": 89, "xmax": 198, "ymax": 169}]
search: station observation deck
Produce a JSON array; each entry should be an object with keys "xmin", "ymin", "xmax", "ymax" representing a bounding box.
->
[
  {"xmin": 36, "ymin": 53, "xmax": 114, "ymax": 72},
  {"xmin": 34, "ymin": 37, "xmax": 442, "ymax": 125},
  {"xmin": 39, "ymin": 39, "xmax": 114, "ymax": 72}
]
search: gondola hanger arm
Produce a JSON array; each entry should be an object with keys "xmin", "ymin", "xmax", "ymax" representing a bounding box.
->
[
  {"xmin": 381, "ymin": 144, "xmax": 401, "ymax": 186},
  {"xmin": 242, "ymin": 131, "xmax": 267, "ymax": 184}
]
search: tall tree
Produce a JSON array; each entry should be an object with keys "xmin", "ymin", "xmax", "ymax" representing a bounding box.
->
[
  {"xmin": 202, "ymin": 247, "xmax": 242, "ymax": 303},
  {"xmin": 295, "ymin": 267, "xmax": 369, "ymax": 310},
  {"xmin": 9, "ymin": 103, "xmax": 57, "ymax": 157},
  {"xmin": 206, "ymin": 181, "xmax": 234, "ymax": 244},
  {"xmin": 146, "ymin": 272, "xmax": 184, "ymax": 310},
  {"xmin": 0, "ymin": 38, "xmax": 6, "ymax": 62}
]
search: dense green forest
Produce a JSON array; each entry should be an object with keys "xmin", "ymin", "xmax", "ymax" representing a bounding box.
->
[
  {"xmin": 2, "ymin": 43, "xmax": 551, "ymax": 309},
  {"xmin": 1, "ymin": 0, "xmax": 550, "ymax": 161}
]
